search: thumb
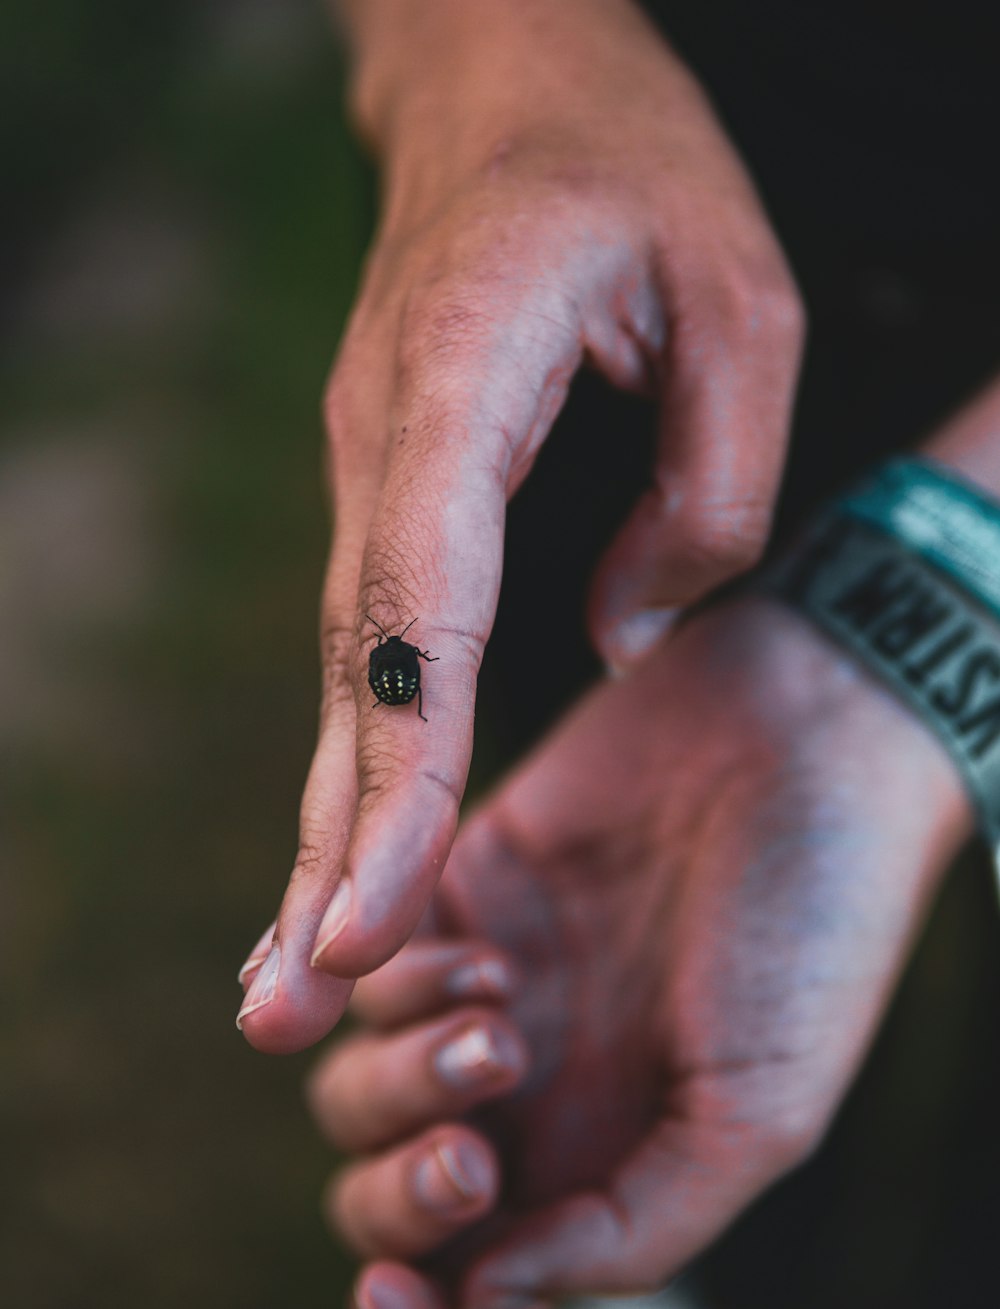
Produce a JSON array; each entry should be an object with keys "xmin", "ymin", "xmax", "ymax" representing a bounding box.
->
[
  {"xmin": 590, "ymin": 262, "xmax": 803, "ymax": 673},
  {"xmin": 462, "ymin": 1114, "xmax": 812, "ymax": 1306}
]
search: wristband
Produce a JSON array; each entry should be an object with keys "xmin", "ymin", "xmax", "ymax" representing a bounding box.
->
[
  {"xmin": 766, "ymin": 460, "xmax": 1000, "ymax": 868},
  {"xmin": 840, "ymin": 458, "xmax": 1000, "ymax": 621}
]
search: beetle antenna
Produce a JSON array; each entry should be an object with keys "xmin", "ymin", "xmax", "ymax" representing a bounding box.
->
[
  {"xmin": 399, "ymin": 617, "xmax": 419, "ymax": 639},
  {"xmin": 366, "ymin": 614, "xmax": 391, "ymax": 640}
]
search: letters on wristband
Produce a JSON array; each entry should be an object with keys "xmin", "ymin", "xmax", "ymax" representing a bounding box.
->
[{"xmin": 766, "ymin": 459, "xmax": 1000, "ymax": 868}]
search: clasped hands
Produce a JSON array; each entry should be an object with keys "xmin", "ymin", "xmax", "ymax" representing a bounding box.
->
[{"xmin": 236, "ymin": 2, "xmax": 972, "ymax": 1303}]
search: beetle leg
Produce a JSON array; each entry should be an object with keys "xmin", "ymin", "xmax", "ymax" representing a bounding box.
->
[
  {"xmin": 416, "ymin": 649, "xmax": 439, "ymax": 662},
  {"xmin": 371, "ymin": 699, "xmax": 380, "ymax": 710},
  {"xmin": 418, "ymin": 687, "xmax": 427, "ymax": 722}
]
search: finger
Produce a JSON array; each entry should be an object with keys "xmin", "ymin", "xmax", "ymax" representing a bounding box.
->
[
  {"xmin": 307, "ymin": 1007, "xmax": 529, "ymax": 1152},
  {"xmin": 309, "ymin": 272, "xmax": 585, "ymax": 980},
  {"xmin": 235, "ymin": 578, "xmax": 363, "ymax": 1051},
  {"xmin": 329, "ymin": 1124, "xmax": 499, "ymax": 1259},
  {"xmin": 237, "ymin": 919, "xmax": 276, "ymax": 989},
  {"xmin": 351, "ymin": 940, "xmax": 518, "ymax": 1030},
  {"xmin": 591, "ymin": 253, "xmax": 805, "ymax": 671},
  {"xmin": 462, "ymin": 1114, "xmax": 811, "ymax": 1305},
  {"xmin": 237, "ymin": 321, "xmax": 393, "ymax": 1053},
  {"xmin": 355, "ymin": 1263, "xmax": 446, "ymax": 1309}
]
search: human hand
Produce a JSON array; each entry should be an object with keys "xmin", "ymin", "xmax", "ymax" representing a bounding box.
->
[
  {"xmin": 237, "ymin": 0, "xmax": 803, "ymax": 1051},
  {"xmin": 305, "ymin": 596, "xmax": 970, "ymax": 1304}
]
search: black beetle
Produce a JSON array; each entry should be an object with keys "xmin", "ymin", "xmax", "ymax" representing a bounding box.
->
[{"xmin": 366, "ymin": 615, "xmax": 439, "ymax": 721}]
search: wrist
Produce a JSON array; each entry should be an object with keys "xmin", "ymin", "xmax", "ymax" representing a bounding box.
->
[
  {"xmin": 762, "ymin": 452, "xmax": 1000, "ymax": 867},
  {"xmin": 739, "ymin": 594, "xmax": 976, "ymax": 869},
  {"xmin": 337, "ymin": 0, "xmax": 686, "ymax": 174},
  {"xmin": 339, "ymin": 0, "xmax": 557, "ymax": 153}
]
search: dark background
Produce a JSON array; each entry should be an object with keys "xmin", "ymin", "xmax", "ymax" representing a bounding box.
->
[{"xmin": 4, "ymin": 1, "xmax": 1000, "ymax": 1306}]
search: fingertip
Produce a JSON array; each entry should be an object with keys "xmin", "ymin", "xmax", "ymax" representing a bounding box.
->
[
  {"xmin": 411, "ymin": 1131, "xmax": 499, "ymax": 1218},
  {"xmin": 356, "ymin": 1263, "xmax": 445, "ymax": 1309},
  {"xmin": 237, "ymin": 919, "xmax": 277, "ymax": 989},
  {"xmin": 237, "ymin": 941, "xmax": 355, "ymax": 1054},
  {"xmin": 330, "ymin": 1125, "xmax": 501, "ymax": 1259},
  {"xmin": 599, "ymin": 607, "xmax": 678, "ymax": 676},
  {"xmin": 443, "ymin": 952, "xmax": 520, "ymax": 1004}
]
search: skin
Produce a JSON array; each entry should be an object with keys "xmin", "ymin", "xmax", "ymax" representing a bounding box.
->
[
  {"xmin": 295, "ymin": 381, "xmax": 1000, "ymax": 1304},
  {"xmin": 235, "ymin": 0, "xmax": 804, "ymax": 1053},
  {"xmin": 230, "ymin": 0, "xmax": 1000, "ymax": 1293},
  {"xmin": 305, "ymin": 596, "xmax": 971, "ymax": 1307}
]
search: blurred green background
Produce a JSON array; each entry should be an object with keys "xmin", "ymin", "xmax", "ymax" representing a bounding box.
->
[
  {"xmin": 2, "ymin": 2, "xmax": 367, "ymax": 1304},
  {"xmin": 5, "ymin": 3, "xmax": 1000, "ymax": 1308}
]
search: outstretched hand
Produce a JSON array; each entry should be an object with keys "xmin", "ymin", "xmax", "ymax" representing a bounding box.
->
[
  {"xmin": 305, "ymin": 598, "xmax": 970, "ymax": 1305},
  {"xmin": 236, "ymin": 0, "xmax": 802, "ymax": 1051}
]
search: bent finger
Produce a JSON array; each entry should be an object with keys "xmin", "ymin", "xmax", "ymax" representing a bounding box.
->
[
  {"xmin": 592, "ymin": 254, "xmax": 804, "ymax": 671},
  {"xmin": 329, "ymin": 1124, "xmax": 500, "ymax": 1259},
  {"xmin": 351, "ymin": 940, "xmax": 518, "ymax": 1030},
  {"xmin": 307, "ymin": 1007, "xmax": 529, "ymax": 1152},
  {"xmin": 309, "ymin": 282, "xmax": 583, "ymax": 980},
  {"xmin": 355, "ymin": 1264, "xmax": 446, "ymax": 1309}
]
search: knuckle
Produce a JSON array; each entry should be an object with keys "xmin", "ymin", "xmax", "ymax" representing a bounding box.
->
[
  {"xmin": 681, "ymin": 498, "xmax": 772, "ymax": 577},
  {"xmin": 446, "ymin": 623, "xmax": 487, "ymax": 674},
  {"xmin": 307, "ymin": 1056, "xmax": 373, "ymax": 1151},
  {"xmin": 322, "ymin": 1173, "xmax": 372, "ymax": 1254},
  {"xmin": 361, "ymin": 541, "xmax": 435, "ymax": 626},
  {"xmin": 416, "ymin": 764, "xmax": 464, "ymax": 809},
  {"xmin": 322, "ymin": 368, "xmax": 367, "ymax": 465},
  {"xmin": 355, "ymin": 740, "xmax": 407, "ymax": 807},
  {"xmin": 304, "ymin": 1072, "xmax": 339, "ymax": 1143},
  {"xmin": 751, "ymin": 270, "xmax": 807, "ymax": 356},
  {"xmin": 765, "ymin": 271, "xmax": 807, "ymax": 343},
  {"xmin": 303, "ymin": 1055, "xmax": 334, "ymax": 1122},
  {"xmin": 748, "ymin": 1103, "xmax": 829, "ymax": 1178},
  {"xmin": 326, "ymin": 1169, "xmax": 415, "ymax": 1260},
  {"xmin": 320, "ymin": 618, "xmax": 355, "ymax": 674},
  {"xmin": 287, "ymin": 837, "xmax": 333, "ymax": 891},
  {"xmin": 319, "ymin": 619, "xmax": 357, "ymax": 714},
  {"xmin": 398, "ymin": 286, "xmax": 499, "ymax": 383},
  {"xmin": 701, "ymin": 252, "xmax": 806, "ymax": 350},
  {"xmin": 322, "ymin": 374, "xmax": 349, "ymax": 443}
]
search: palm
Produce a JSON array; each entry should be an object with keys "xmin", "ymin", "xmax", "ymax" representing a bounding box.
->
[
  {"xmin": 431, "ymin": 598, "xmax": 963, "ymax": 1223},
  {"xmin": 320, "ymin": 597, "xmax": 967, "ymax": 1300}
]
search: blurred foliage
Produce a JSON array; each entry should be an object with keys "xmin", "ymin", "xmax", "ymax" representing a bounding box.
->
[
  {"xmin": 4, "ymin": 2, "xmax": 1000, "ymax": 1308},
  {"xmin": 2, "ymin": 2, "xmax": 370, "ymax": 1304}
]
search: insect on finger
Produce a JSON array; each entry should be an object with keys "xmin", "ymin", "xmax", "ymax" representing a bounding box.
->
[{"xmin": 367, "ymin": 615, "xmax": 440, "ymax": 722}]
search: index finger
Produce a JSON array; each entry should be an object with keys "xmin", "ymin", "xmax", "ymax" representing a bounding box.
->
[
  {"xmin": 312, "ymin": 289, "xmax": 581, "ymax": 978},
  {"xmin": 237, "ymin": 274, "xmax": 581, "ymax": 1053}
]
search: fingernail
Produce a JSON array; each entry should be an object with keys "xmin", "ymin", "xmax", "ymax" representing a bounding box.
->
[
  {"xmin": 413, "ymin": 1141, "xmax": 491, "ymax": 1210},
  {"xmin": 446, "ymin": 958, "xmax": 514, "ymax": 1001},
  {"xmin": 357, "ymin": 1277, "xmax": 409, "ymax": 1309},
  {"xmin": 237, "ymin": 920, "xmax": 277, "ymax": 988},
  {"xmin": 310, "ymin": 879, "xmax": 352, "ymax": 968},
  {"xmin": 433, "ymin": 1024, "xmax": 515, "ymax": 1088},
  {"xmin": 236, "ymin": 944, "xmax": 280, "ymax": 1029},
  {"xmin": 605, "ymin": 606, "xmax": 676, "ymax": 676}
]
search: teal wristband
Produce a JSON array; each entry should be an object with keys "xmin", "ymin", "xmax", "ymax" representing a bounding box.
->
[
  {"xmin": 839, "ymin": 458, "xmax": 1000, "ymax": 622},
  {"xmin": 767, "ymin": 459, "xmax": 1000, "ymax": 871}
]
